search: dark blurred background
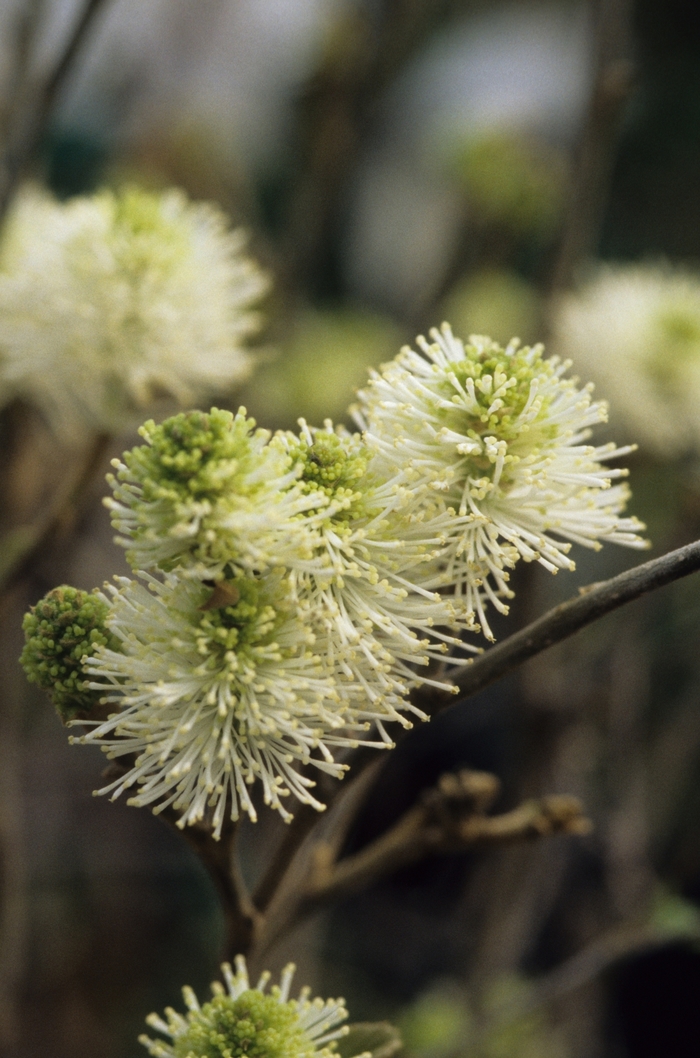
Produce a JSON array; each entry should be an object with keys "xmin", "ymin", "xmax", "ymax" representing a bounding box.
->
[{"xmin": 2, "ymin": 1, "xmax": 700, "ymax": 1056}]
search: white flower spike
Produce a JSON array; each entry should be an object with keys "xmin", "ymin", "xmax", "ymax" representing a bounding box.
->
[
  {"xmin": 357, "ymin": 324, "xmax": 648, "ymax": 639},
  {"xmin": 76, "ymin": 571, "xmax": 385, "ymax": 834},
  {"xmin": 107, "ymin": 407, "xmax": 323, "ymax": 578}
]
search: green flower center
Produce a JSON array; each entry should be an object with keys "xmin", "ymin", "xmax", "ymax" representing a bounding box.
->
[
  {"xmin": 111, "ymin": 187, "xmax": 189, "ymax": 277},
  {"xmin": 173, "ymin": 990, "xmax": 320, "ymax": 1058},
  {"xmin": 125, "ymin": 408, "xmax": 263, "ymax": 504},
  {"xmin": 196, "ymin": 576, "xmax": 279, "ymax": 655},
  {"xmin": 20, "ymin": 586, "xmax": 119, "ymax": 721},
  {"xmin": 449, "ymin": 344, "xmax": 548, "ymax": 436},
  {"xmin": 290, "ymin": 433, "xmax": 373, "ymax": 526},
  {"xmin": 437, "ymin": 339, "xmax": 559, "ymax": 485},
  {"xmin": 645, "ymin": 307, "xmax": 700, "ymax": 395}
]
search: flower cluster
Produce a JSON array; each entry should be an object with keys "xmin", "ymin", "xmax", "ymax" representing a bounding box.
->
[
  {"xmin": 21, "ymin": 326, "xmax": 645, "ymax": 835},
  {"xmin": 551, "ymin": 264, "xmax": 700, "ymax": 458},
  {"xmin": 0, "ymin": 184, "xmax": 268, "ymax": 438},
  {"xmin": 140, "ymin": 956, "xmax": 363, "ymax": 1058},
  {"xmin": 355, "ymin": 325, "xmax": 647, "ymax": 638}
]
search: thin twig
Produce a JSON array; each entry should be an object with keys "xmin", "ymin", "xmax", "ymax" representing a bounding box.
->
[
  {"xmin": 549, "ymin": 0, "xmax": 636, "ymax": 292},
  {"xmin": 248, "ymin": 762, "xmax": 384, "ymax": 969},
  {"xmin": 251, "ymin": 769, "xmax": 589, "ymax": 963},
  {"xmin": 303, "ymin": 776, "xmax": 589, "ymax": 908},
  {"xmin": 0, "ymin": 0, "xmax": 47, "ymax": 147},
  {"xmin": 0, "ymin": 0, "xmax": 110, "ymax": 224},
  {"xmin": 252, "ymin": 804, "xmax": 323, "ymax": 914},
  {"xmin": 0, "ymin": 429, "xmax": 111, "ymax": 595},
  {"xmin": 444, "ymin": 540, "xmax": 700, "ymax": 706},
  {"xmin": 162, "ymin": 814, "xmax": 259, "ymax": 955}
]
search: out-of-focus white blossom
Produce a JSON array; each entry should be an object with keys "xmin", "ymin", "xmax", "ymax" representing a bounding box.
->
[
  {"xmin": 356, "ymin": 324, "xmax": 647, "ymax": 639},
  {"xmin": 551, "ymin": 265, "xmax": 700, "ymax": 458},
  {"xmin": 0, "ymin": 185, "xmax": 268, "ymax": 437}
]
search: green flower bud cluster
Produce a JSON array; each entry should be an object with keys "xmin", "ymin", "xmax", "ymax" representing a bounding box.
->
[
  {"xmin": 20, "ymin": 586, "xmax": 118, "ymax": 721},
  {"xmin": 285, "ymin": 428, "xmax": 374, "ymax": 525},
  {"xmin": 140, "ymin": 958, "xmax": 361, "ymax": 1058},
  {"xmin": 126, "ymin": 408, "xmax": 265, "ymax": 504},
  {"xmin": 171, "ymin": 990, "xmax": 318, "ymax": 1058}
]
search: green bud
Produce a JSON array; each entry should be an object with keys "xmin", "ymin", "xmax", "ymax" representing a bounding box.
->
[{"xmin": 20, "ymin": 586, "xmax": 118, "ymax": 722}]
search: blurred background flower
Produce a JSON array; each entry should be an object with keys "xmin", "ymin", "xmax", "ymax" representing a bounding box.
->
[{"xmin": 551, "ymin": 264, "xmax": 700, "ymax": 459}]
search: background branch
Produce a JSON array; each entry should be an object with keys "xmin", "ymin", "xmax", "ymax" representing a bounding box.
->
[
  {"xmin": 304, "ymin": 771, "xmax": 589, "ymax": 908},
  {"xmin": 248, "ymin": 539, "xmax": 700, "ymax": 940},
  {"xmin": 0, "ymin": 0, "xmax": 110, "ymax": 225},
  {"xmin": 549, "ymin": 0, "xmax": 636, "ymax": 292},
  {"xmin": 250, "ymin": 769, "xmax": 589, "ymax": 965}
]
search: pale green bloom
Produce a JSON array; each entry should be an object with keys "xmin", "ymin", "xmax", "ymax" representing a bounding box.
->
[
  {"xmin": 356, "ymin": 324, "xmax": 647, "ymax": 639},
  {"xmin": 109, "ymin": 408, "xmax": 473, "ymax": 743},
  {"xmin": 77, "ymin": 570, "xmax": 385, "ymax": 833},
  {"xmin": 551, "ymin": 264, "xmax": 700, "ymax": 458},
  {"xmin": 140, "ymin": 956, "xmax": 364, "ymax": 1058},
  {"xmin": 108, "ymin": 407, "xmax": 322, "ymax": 578},
  {"xmin": 0, "ymin": 185, "xmax": 268, "ymax": 437}
]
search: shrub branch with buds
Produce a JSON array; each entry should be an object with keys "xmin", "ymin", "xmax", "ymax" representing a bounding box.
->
[{"xmin": 21, "ymin": 325, "xmax": 646, "ymax": 838}]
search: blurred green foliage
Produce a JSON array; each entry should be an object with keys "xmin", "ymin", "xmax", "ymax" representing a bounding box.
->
[
  {"xmin": 398, "ymin": 977, "xmax": 569, "ymax": 1058},
  {"xmin": 448, "ymin": 132, "xmax": 566, "ymax": 239},
  {"xmin": 240, "ymin": 308, "xmax": 402, "ymax": 428},
  {"xmin": 441, "ymin": 268, "xmax": 541, "ymax": 347}
]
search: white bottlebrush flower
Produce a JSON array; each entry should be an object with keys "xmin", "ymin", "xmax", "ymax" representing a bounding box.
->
[
  {"xmin": 0, "ymin": 184, "xmax": 268, "ymax": 437},
  {"xmin": 107, "ymin": 407, "xmax": 324, "ymax": 577},
  {"xmin": 140, "ymin": 955, "xmax": 367, "ymax": 1058},
  {"xmin": 551, "ymin": 263, "xmax": 700, "ymax": 458},
  {"xmin": 76, "ymin": 570, "xmax": 385, "ymax": 834},
  {"xmin": 273, "ymin": 420, "xmax": 477, "ymax": 737},
  {"xmin": 356, "ymin": 324, "xmax": 647, "ymax": 639},
  {"xmin": 109, "ymin": 406, "xmax": 474, "ymax": 739}
]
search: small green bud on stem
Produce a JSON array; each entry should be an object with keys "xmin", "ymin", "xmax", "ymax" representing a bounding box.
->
[{"xmin": 20, "ymin": 585, "xmax": 118, "ymax": 722}]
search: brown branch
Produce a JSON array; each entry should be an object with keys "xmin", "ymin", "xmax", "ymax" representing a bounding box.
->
[
  {"xmin": 441, "ymin": 539, "xmax": 700, "ymax": 707},
  {"xmin": 98, "ymin": 757, "xmax": 260, "ymax": 957},
  {"xmin": 549, "ymin": 0, "xmax": 636, "ymax": 292},
  {"xmin": 165, "ymin": 814, "xmax": 260, "ymax": 956},
  {"xmin": 280, "ymin": 0, "xmax": 458, "ymax": 293},
  {"xmin": 0, "ymin": 0, "xmax": 110, "ymax": 224},
  {"xmin": 252, "ymin": 804, "xmax": 323, "ymax": 914},
  {"xmin": 250, "ymin": 770, "xmax": 589, "ymax": 966},
  {"xmin": 302, "ymin": 770, "xmax": 589, "ymax": 908},
  {"xmin": 0, "ymin": 0, "xmax": 47, "ymax": 147},
  {"xmin": 0, "ymin": 428, "xmax": 111, "ymax": 594}
]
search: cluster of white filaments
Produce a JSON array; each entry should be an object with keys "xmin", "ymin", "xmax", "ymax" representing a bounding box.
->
[
  {"xmin": 64, "ymin": 322, "xmax": 645, "ymax": 834},
  {"xmin": 0, "ymin": 184, "xmax": 267, "ymax": 438},
  {"xmin": 139, "ymin": 955, "xmax": 364, "ymax": 1058},
  {"xmin": 79, "ymin": 573, "xmax": 385, "ymax": 831},
  {"xmin": 356, "ymin": 325, "xmax": 648, "ymax": 639}
]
